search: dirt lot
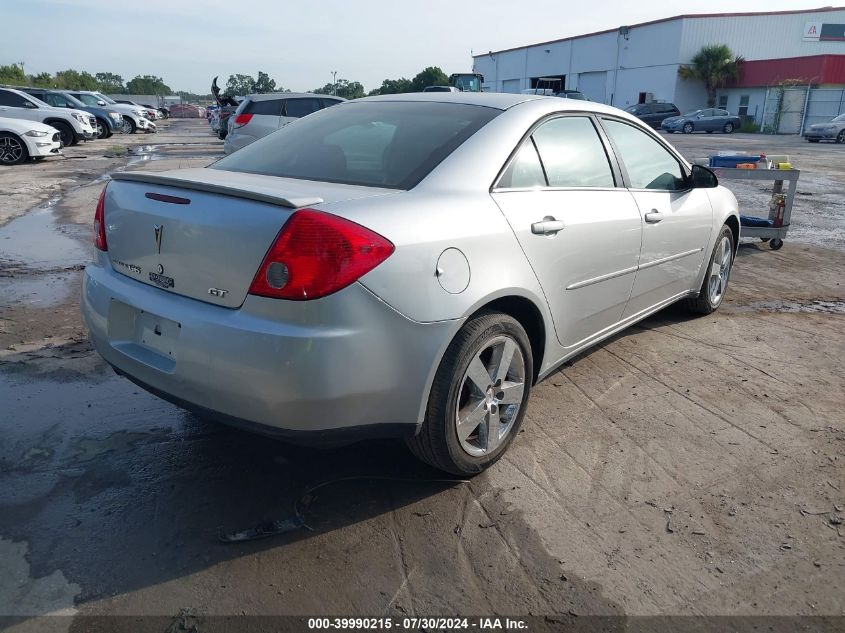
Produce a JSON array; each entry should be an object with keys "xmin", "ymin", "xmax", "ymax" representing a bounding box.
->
[{"xmin": 0, "ymin": 122, "xmax": 843, "ymax": 631}]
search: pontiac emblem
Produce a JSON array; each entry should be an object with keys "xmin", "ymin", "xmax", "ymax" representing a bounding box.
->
[{"xmin": 153, "ymin": 224, "xmax": 163, "ymax": 254}]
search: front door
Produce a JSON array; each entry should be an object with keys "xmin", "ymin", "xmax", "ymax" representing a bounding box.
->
[
  {"xmin": 492, "ymin": 115, "xmax": 642, "ymax": 349},
  {"xmin": 600, "ymin": 118, "xmax": 713, "ymax": 318}
]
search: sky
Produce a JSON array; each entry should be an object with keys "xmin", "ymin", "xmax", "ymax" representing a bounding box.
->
[{"xmin": 4, "ymin": 0, "xmax": 837, "ymax": 94}]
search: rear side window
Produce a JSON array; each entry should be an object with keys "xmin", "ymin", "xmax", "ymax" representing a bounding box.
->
[
  {"xmin": 531, "ymin": 117, "xmax": 615, "ymax": 188},
  {"xmin": 602, "ymin": 119, "xmax": 685, "ymax": 191},
  {"xmin": 284, "ymin": 98, "xmax": 321, "ymax": 118},
  {"xmin": 497, "ymin": 140, "xmax": 546, "ymax": 189},
  {"xmin": 321, "ymin": 98, "xmax": 343, "ymax": 108},
  {"xmin": 244, "ymin": 99, "xmax": 284, "ymax": 116},
  {"xmin": 0, "ymin": 90, "xmax": 31, "ymax": 108},
  {"xmin": 213, "ymin": 101, "xmax": 500, "ymax": 190}
]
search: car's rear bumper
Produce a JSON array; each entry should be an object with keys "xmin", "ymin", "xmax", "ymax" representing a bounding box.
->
[{"xmin": 81, "ymin": 253, "xmax": 452, "ymax": 439}]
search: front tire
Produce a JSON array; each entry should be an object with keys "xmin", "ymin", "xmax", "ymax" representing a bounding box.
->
[
  {"xmin": 95, "ymin": 118, "xmax": 111, "ymax": 139},
  {"xmin": 52, "ymin": 121, "xmax": 76, "ymax": 146},
  {"xmin": 683, "ymin": 122, "xmax": 694, "ymax": 134},
  {"xmin": 684, "ymin": 225, "xmax": 734, "ymax": 315},
  {"xmin": 837, "ymin": 130, "xmax": 845, "ymax": 144},
  {"xmin": 0, "ymin": 132, "xmax": 29, "ymax": 165},
  {"xmin": 723, "ymin": 122, "xmax": 735, "ymax": 134},
  {"xmin": 406, "ymin": 311, "xmax": 533, "ymax": 476},
  {"xmin": 122, "ymin": 116, "xmax": 136, "ymax": 134}
]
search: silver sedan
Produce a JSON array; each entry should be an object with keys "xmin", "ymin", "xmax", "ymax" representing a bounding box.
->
[{"xmin": 82, "ymin": 93, "xmax": 740, "ymax": 475}]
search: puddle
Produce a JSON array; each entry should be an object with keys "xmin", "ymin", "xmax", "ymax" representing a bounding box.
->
[
  {"xmin": 0, "ymin": 272, "xmax": 78, "ymax": 308},
  {"xmin": 0, "ymin": 204, "xmax": 88, "ymax": 271},
  {"xmin": 748, "ymin": 299, "xmax": 845, "ymax": 314}
]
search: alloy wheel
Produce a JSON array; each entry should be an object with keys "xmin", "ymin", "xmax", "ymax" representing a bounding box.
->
[
  {"xmin": 0, "ymin": 136, "xmax": 24, "ymax": 164},
  {"xmin": 708, "ymin": 235, "xmax": 732, "ymax": 305},
  {"xmin": 455, "ymin": 335, "xmax": 525, "ymax": 457}
]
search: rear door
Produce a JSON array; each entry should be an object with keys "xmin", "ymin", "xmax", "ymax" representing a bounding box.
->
[
  {"xmin": 600, "ymin": 118, "xmax": 713, "ymax": 317},
  {"xmin": 491, "ymin": 115, "xmax": 642, "ymax": 349}
]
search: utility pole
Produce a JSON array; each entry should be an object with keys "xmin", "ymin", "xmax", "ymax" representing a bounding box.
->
[
  {"xmin": 18, "ymin": 61, "xmax": 25, "ymax": 76},
  {"xmin": 331, "ymin": 71, "xmax": 338, "ymax": 96}
]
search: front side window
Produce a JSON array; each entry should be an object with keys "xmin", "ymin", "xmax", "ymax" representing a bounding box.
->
[
  {"xmin": 602, "ymin": 119, "xmax": 686, "ymax": 191},
  {"xmin": 496, "ymin": 139, "xmax": 546, "ymax": 189},
  {"xmin": 531, "ymin": 116, "xmax": 614, "ymax": 188},
  {"xmin": 212, "ymin": 101, "xmax": 499, "ymax": 189},
  {"xmin": 284, "ymin": 98, "xmax": 321, "ymax": 118},
  {"xmin": 74, "ymin": 93, "xmax": 98, "ymax": 106}
]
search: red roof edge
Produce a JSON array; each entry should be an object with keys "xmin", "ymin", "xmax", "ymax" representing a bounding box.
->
[{"xmin": 726, "ymin": 55, "xmax": 845, "ymax": 87}]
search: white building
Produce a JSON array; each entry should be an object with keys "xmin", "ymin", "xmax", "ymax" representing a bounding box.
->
[{"xmin": 472, "ymin": 7, "xmax": 845, "ymax": 127}]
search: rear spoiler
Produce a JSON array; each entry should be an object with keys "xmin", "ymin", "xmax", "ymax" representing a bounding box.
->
[{"xmin": 110, "ymin": 171, "xmax": 324, "ymax": 209}]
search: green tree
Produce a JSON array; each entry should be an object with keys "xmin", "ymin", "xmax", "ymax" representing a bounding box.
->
[
  {"xmin": 253, "ymin": 71, "xmax": 277, "ymax": 94},
  {"xmin": 411, "ymin": 66, "xmax": 449, "ymax": 92},
  {"xmin": 224, "ymin": 73, "xmax": 256, "ymax": 98},
  {"xmin": 678, "ymin": 44, "xmax": 744, "ymax": 107},
  {"xmin": 54, "ymin": 69, "xmax": 99, "ymax": 90},
  {"xmin": 96, "ymin": 72, "xmax": 125, "ymax": 93},
  {"xmin": 29, "ymin": 72, "xmax": 53, "ymax": 87},
  {"xmin": 0, "ymin": 64, "xmax": 27, "ymax": 85},
  {"xmin": 373, "ymin": 77, "xmax": 413, "ymax": 95},
  {"xmin": 313, "ymin": 79, "xmax": 364, "ymax": 100},
  {"xmin": 126, "ymin": 75, "xmax": 171, "ymax": 95}
]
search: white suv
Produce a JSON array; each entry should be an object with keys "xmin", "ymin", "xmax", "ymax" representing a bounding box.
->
[
  {"xmin": 223, "ymin": 93, "xmax": 344, "ymax": 154},
  {"xmin": 66, "ymin": 91, "xmax": 156, "ymax": 135},
  {"xmin": 0, "ymin": 88, "xmax": 96, "ymax": 146}
]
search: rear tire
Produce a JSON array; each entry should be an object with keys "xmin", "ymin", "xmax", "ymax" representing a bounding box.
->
[
  {"xmin": 406, "ymin": 311, "xmax": 533, "ymax": 476},
  {"xmin": 684, "ymin": 225, "xmax": 734, "ymax": 315},
  {"xmin": 837, "ymin": 130, "xmax": 845, "ymax": 144},
  {"xmin": 0, "ymin": 132, "xmax": 29, "ymax": 165},
  {"xmin": 723, "ymin": 122, "xmax": 735, "ymax": 134},
  {"xmin": 683, "ymin": 122, "xmax": 694, "ymax": 134}
]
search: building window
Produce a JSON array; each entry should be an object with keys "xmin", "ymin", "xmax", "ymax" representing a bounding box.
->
[
  {"xmin": 718, "ymin": 95, "xmax": 728, "ymax": 109},
  {"xmin": 738, "ymin": 95, "xmax": 750, "ymax": 118}
]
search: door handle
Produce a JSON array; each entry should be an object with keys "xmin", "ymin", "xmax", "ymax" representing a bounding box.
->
[
  {"xmin": 644, "ymin": 210, "xmax": 664, "ymax": 223},
  {"xmin": 531, "ymin": 216, "xmax": 566, "ymax": 235}
]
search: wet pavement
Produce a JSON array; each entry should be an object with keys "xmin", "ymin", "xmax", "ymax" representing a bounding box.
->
[{"xmin": 1, "ymin": 120, "xmax": 844, "ymax": 629}]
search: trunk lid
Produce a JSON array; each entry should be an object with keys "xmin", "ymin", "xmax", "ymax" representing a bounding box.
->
[{"xmin": 105, "ymin": 168, "xmax": 395, "ymax": 308}]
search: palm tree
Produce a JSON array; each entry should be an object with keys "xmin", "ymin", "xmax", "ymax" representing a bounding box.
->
[{"xmin": 678, "ymin": 45, "xmax": 744, "ymax": 107}]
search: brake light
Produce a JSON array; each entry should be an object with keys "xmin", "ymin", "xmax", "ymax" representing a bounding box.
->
[
  {"xmin": 248, "ymin": 209, "xmax": 394, "ymax": 300},
  {"xmin": 94, "ymin": 184, "xmax": 108, "ymax": 251},
  {"xmin": 233, "ymin": 113, "xmax": 253, "ymax": 127}
]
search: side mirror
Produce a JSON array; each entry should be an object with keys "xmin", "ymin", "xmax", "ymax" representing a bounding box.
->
[
  {"xmin": 97, "ymin": 100, "xmax": 106, "ymax": 106},
  {"xmin": 691, "ymin": 164, "xmax": 718, "ymax": 189}
]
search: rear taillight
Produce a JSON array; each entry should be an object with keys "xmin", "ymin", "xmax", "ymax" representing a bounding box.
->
[
  {"xmin": 233, "ymin": 113, "xmax": 253, "ymax": 127},
  {"xmin": 94, "ymin": 184, "xmax": 108, "ymax": 251},
  {"xmin": 248, "ymin": 209, "xmax": 394, "ymax": 300}
]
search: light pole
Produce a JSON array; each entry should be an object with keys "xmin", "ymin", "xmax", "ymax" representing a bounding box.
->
[{"xmin": 331, "ymin": 71, "xmax": 338, "ymax": 96}]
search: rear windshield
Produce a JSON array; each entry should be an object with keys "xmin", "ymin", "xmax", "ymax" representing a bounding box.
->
[{"xmin": 212, "ymin": 101, "xmax": 500, "ymax": 189}]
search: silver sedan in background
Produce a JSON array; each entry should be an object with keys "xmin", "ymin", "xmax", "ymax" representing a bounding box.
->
[
  {"xmin": 804, "ymin": 113, "xmax": 845, "ymax": 143},
  {"xmin": 82, "ymin": 93, "xmax": 739, "ymax": 475}
]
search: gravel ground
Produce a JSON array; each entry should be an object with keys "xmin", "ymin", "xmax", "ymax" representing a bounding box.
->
[{"xmin": 0, "ymin": 120, "xmax": 842, "ymax": 631}]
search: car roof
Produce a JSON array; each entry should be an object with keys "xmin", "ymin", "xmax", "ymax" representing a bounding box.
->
[
  {"xmin": 245, "ymin": 92, "xmax": 344, "ymax": 101},
  {"xmin": 352, "ymin": 91, "xmax": 633, "ymax": 115}
]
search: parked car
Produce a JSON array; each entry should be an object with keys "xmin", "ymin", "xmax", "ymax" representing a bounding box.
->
[
  {"xmin": 65, "ymin": 91, "xmax": 156, "ymax": 135},
  {"xmin": 22, "ymin": 88, "xmax": 123, "ymax": 139},
  {"xmin": 0, "ymin": 117, "xmax": 61, "ymax": 165},
  {"xmin": 82, "ymin": 93, "xmax": 739, "ymax": 475},
  {"xmin": 0, "ymin": 88, "xmax": 96, "ymax": 146},
  {"xmin": 555, "ymin": 90, "xmax": 587, "ymax": 100},
  {"xmin": 661, "ymin": 108, "xmax": 740, "ymax": 134},
  {"xmin": 223, "ymin": 93, "xmax": 344, "ymax": 154},
  {"xmin": 803, "ymin": 113, "xmax": 845, "ymax": 143},
  {"xmin": 115, "ymin": 100, "xmax": 161, "ymax": 120},
  {"xmin": 625, "ymin": 102, "xmax": 681, "ymax": 128}
]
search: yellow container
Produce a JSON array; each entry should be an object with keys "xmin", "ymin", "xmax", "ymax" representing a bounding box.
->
[{"xmin": 777, "ymin": 162, "xmax": 792, "ymax": 170}]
